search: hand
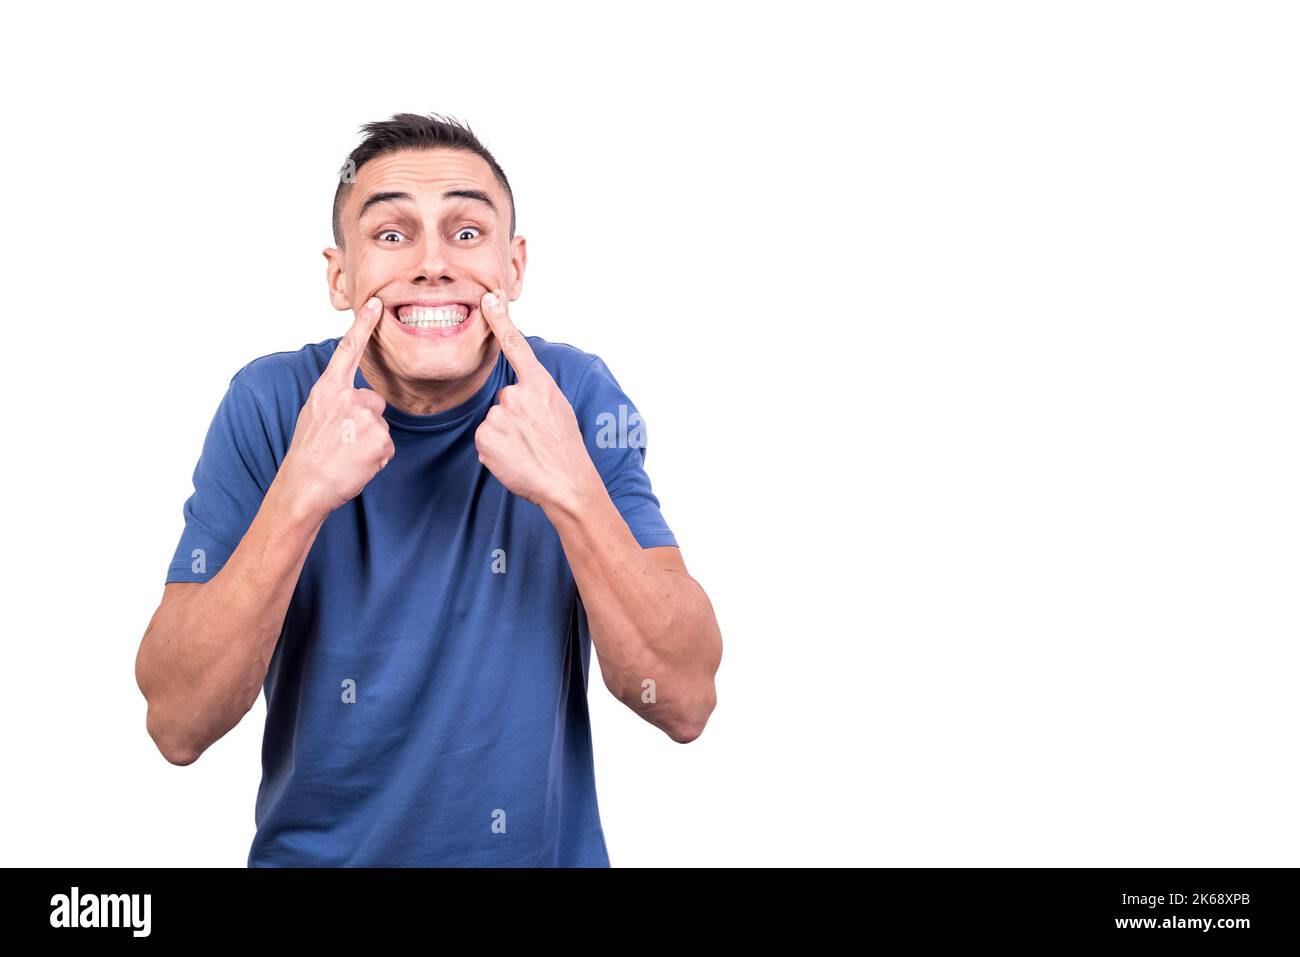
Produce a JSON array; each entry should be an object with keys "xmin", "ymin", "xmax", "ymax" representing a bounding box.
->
[
  {"xmin": 474, "ymin": 289, "xmax": 599, "ymax": 510},
  {"xmin": 277, "ymin": 297, "xmax": 395, "ymax": 517}
]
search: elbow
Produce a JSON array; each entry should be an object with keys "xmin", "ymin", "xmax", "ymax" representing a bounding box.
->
[
  {"xmin": 671, "ymin": 630, "xmax": 721, "ymax": 744},
  {"xmin": 669, "ymin": 723, "xmax": 705, "ymax": 745},
  {"xmin": 617, "ymin": 599, "xmax": 722, "ymax": 745},
  {"xmin": 667, "ymin": 711, "xmax": 710, "ymax": 744},
  {"xmin": 660, "ymin": 632, "xmax": 722, "ymax": 746},
  {"xmin": 161, "ymin": 745, "xmax": 201, "ymax": 767},
  {"xmin": 154, "ymin": 728, "xmax": 203, "ymax": 767},
  {"xmin": 668, "ymin": 683, "xmax": 717, "ymax": 744},
  {"xmin": 151, "ymin": 728, "xmax": 201, "ymax": 767},
  {"xmin": 143, "ymin": 701, "xmax": 203, "ymax": 767},
  {"xmin": 137, "ymin": 634, "xmax": 190, "ymax": 763}
]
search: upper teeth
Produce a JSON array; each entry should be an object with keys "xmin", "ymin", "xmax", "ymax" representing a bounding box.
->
[{"xmin": 399, "ymin": 305, "xmax": 468, "ymax": 326}]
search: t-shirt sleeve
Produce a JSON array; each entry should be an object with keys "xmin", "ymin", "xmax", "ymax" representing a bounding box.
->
[
  {"xmin": 165, "ymin": 375, "xmax": 282, "ymax": 584},
  {"xmin": 572, "ymin": 355, "xmax": 678, "ymax": 549}
]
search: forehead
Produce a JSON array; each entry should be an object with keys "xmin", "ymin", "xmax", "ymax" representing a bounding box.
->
[{"xmin": 349, "ymin": 148, "xmax": 500, "ymax": 217}]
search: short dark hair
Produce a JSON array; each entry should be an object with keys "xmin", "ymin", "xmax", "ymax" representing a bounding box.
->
[{"xmin": 332, "ymin": 112, "xmax": 515, "ymax": 247}]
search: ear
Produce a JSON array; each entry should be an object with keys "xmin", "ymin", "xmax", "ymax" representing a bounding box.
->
[
  {"xmin": 322, "ymin": 247, "xmax": 351, "ymax": 310},
  {"xmin": 507, "ymin": 235, "xmax": 527, "ymax": 301}
]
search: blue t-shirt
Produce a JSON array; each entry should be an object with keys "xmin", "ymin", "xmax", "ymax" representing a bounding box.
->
[{"xmin": 165, "ymin": 335, "xmax": 677, "ymax": 866}]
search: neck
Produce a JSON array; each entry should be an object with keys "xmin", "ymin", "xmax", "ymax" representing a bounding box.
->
[{"xmin": 359, "ymin": 346, "xmax": 500, "ymax": 416}]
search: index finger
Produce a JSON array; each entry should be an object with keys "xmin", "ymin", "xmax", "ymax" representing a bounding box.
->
[
  {"xmin": 323, "ymin": 296, "xmax": 384, "ymax": 385},
  {"xmin": 481, "ymin": 289, "xmax": 547, "ymax": 382}
]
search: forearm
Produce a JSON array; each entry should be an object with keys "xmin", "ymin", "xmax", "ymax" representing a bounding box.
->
[
  {"xmin": 543, "ymin": 470, "xmax": 721, "ymax": 742},
  {"xmin": 136, "ymin": 475, "xmax": 327, "ymax": 763}
]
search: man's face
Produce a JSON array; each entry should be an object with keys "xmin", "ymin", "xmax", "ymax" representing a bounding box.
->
[{"xmin": 325, "ymin": 147, "xmax": 525, "ymax": 385}]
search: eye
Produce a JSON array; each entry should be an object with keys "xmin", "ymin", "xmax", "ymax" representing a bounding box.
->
[
  {"xmin": 377, "ymin": 229, "xmax": 405, "ymax": 243},
  {"xmin": 455, "ymin": 227, "xmax": 481, "ymax": 241}
]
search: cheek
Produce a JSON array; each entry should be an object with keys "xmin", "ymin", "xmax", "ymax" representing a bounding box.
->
[
  {"xmin": 462, "ymin": 248, "xmax": 511, "ymax": 294},
  {"xmin": 351, "ymin": 247, "xmax": 405, "ymax": 302}
]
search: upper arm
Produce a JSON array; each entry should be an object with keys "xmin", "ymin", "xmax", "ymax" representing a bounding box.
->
[
  {"xmin": 645, "ymin": 544, "xmax": 687, "ymax": 574},
  {"xmin": 572, "ymin": 355, "xmax": 678, "ymax": 550},
  {"xmin": 137, "ymin": 581, "xmax": 204, "ymax": 698},
  {"xmin": 161, "ymin": 580, "xmax": 202, "ymax": 605},
  {"xmin": 166, "ymin": 377, "xmax": 281, "ymax": 585},
  {"xmin": 644, "ymin": 544, "xmax": 722, "ymax": 681}
]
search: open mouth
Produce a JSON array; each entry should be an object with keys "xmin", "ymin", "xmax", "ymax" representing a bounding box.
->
[
  {"xmin": 394, "ymin": 302, "xmax": 472, "ymax": 328},
  {"xmin": 382, "ymin": 299, "xmax": 480, "ymax": 339}
]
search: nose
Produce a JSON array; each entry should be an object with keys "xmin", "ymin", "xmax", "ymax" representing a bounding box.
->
[{"xmin": 408, "ymin": 232, "xmax": 455, "ymax": 284}]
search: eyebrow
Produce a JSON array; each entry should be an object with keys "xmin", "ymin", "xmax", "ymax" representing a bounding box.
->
[{"xmin": 357, "ymin": 189, "xmax": 498, "ymax": 218}]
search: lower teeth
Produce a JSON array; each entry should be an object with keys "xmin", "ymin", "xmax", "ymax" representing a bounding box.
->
[{"xmin": 403, "ymin": 318, "xmax": 464, "ymax": 328}]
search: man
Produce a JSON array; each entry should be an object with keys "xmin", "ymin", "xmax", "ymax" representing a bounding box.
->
[{"xmin": 135, "ymin": 113, "xmax": 722, "ymax": 867}]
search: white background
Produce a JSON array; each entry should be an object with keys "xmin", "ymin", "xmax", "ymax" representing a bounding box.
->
[{"xmin": 1, "ymin": 1, "xmax": 1296, "ymax": 866}]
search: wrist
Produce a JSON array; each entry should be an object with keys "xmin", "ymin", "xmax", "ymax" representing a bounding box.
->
[
  {"xmin": 541, "ymin": 461, "xmax": 606, "ymax": 526},
  {"xmin": 265, "ymin": 468, "xmax": 332, "ymax": 532}
]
